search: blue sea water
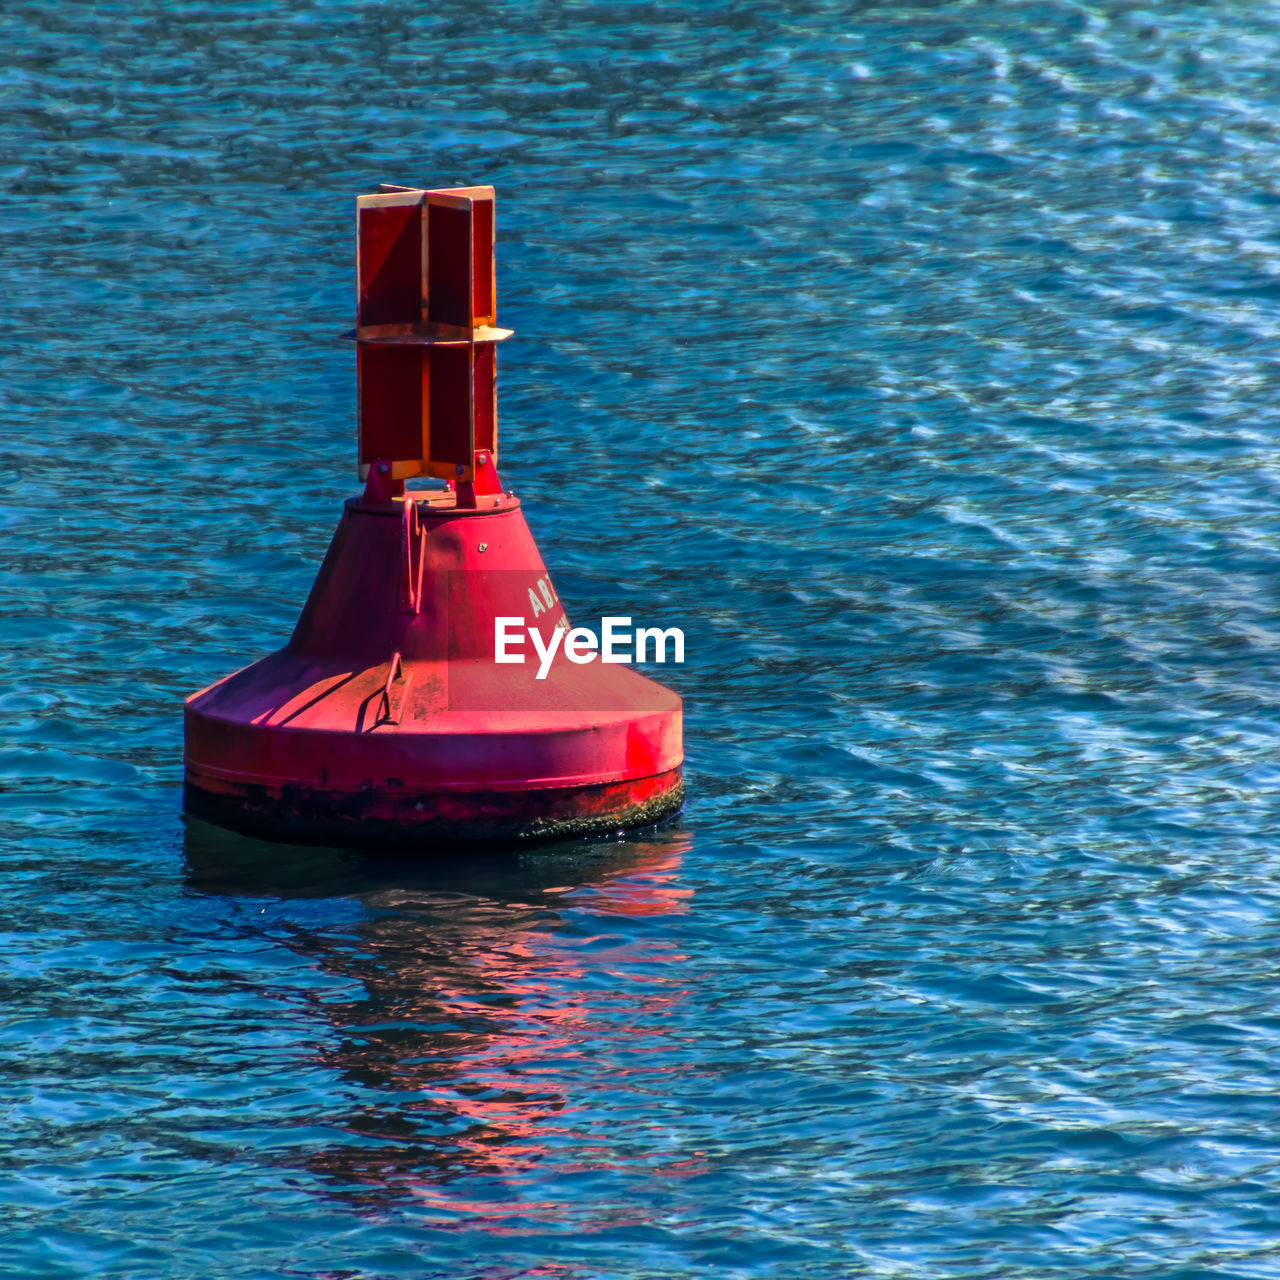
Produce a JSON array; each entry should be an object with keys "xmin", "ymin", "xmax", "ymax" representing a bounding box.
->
[{"xmin": 5, "ymin": 0, "xmax": 1280, "ymax": 1275}]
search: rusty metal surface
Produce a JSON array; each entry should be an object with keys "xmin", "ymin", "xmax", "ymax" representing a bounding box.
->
[{"xmin": 183, "ymin": 767, "xmax": 684, "ymax": 850}]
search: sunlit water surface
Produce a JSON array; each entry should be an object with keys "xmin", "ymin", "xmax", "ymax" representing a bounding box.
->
[{"xmin": 5, "ymin": 1, "xmax": 1280, "ymax": 1276}]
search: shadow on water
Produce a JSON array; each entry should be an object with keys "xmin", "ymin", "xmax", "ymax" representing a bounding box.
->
[
  {"xmin": 182, "ymin": 817, "xmax": 698, "ymax": 1211},
  {"xmin": 182, "ymin": 812, "xmax": 692, "ymax": 904}
]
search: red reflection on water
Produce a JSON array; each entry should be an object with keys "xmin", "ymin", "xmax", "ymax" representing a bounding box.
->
[{"xmin": 289, "ymin": 836, "xmax": 705, "ymax": 1206}]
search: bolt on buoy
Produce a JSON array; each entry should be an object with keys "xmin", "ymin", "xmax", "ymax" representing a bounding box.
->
[{"xmin": 183, "ymin": 184, "xmax": 684, "ymax": 849}]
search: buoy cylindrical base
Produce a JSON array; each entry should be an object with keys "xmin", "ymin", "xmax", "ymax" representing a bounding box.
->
[{"xmin": 183, "ymin": 767, "xmax": 683, "ymax": 850}]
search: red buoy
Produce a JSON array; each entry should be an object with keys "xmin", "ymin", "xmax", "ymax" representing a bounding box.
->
[{"xmin": 184, "ymin": 184, "xmax": 683, "ymax": 847}]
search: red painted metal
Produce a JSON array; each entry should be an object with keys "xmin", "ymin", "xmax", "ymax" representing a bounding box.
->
[{"xmin": 183, "ymin": 184, "xmax": 683, "ymax": 848}]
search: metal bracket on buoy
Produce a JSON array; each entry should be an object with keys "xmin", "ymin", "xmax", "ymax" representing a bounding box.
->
[
  {"xmin": 376, "ymin": 651, "xmax": 412, "ymax": 726},
  {"xmin": 401, "ymin": 500, "xmax": 425, "ymax": 614},
  {"xmin": 350, "ymin": 184, "xmax": 512, "ymax": 503}
]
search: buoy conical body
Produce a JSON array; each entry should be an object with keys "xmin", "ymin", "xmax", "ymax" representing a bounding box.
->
[{"xmin": 184, "ymin": 486, "xmax": 683, "ymax": 847}]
